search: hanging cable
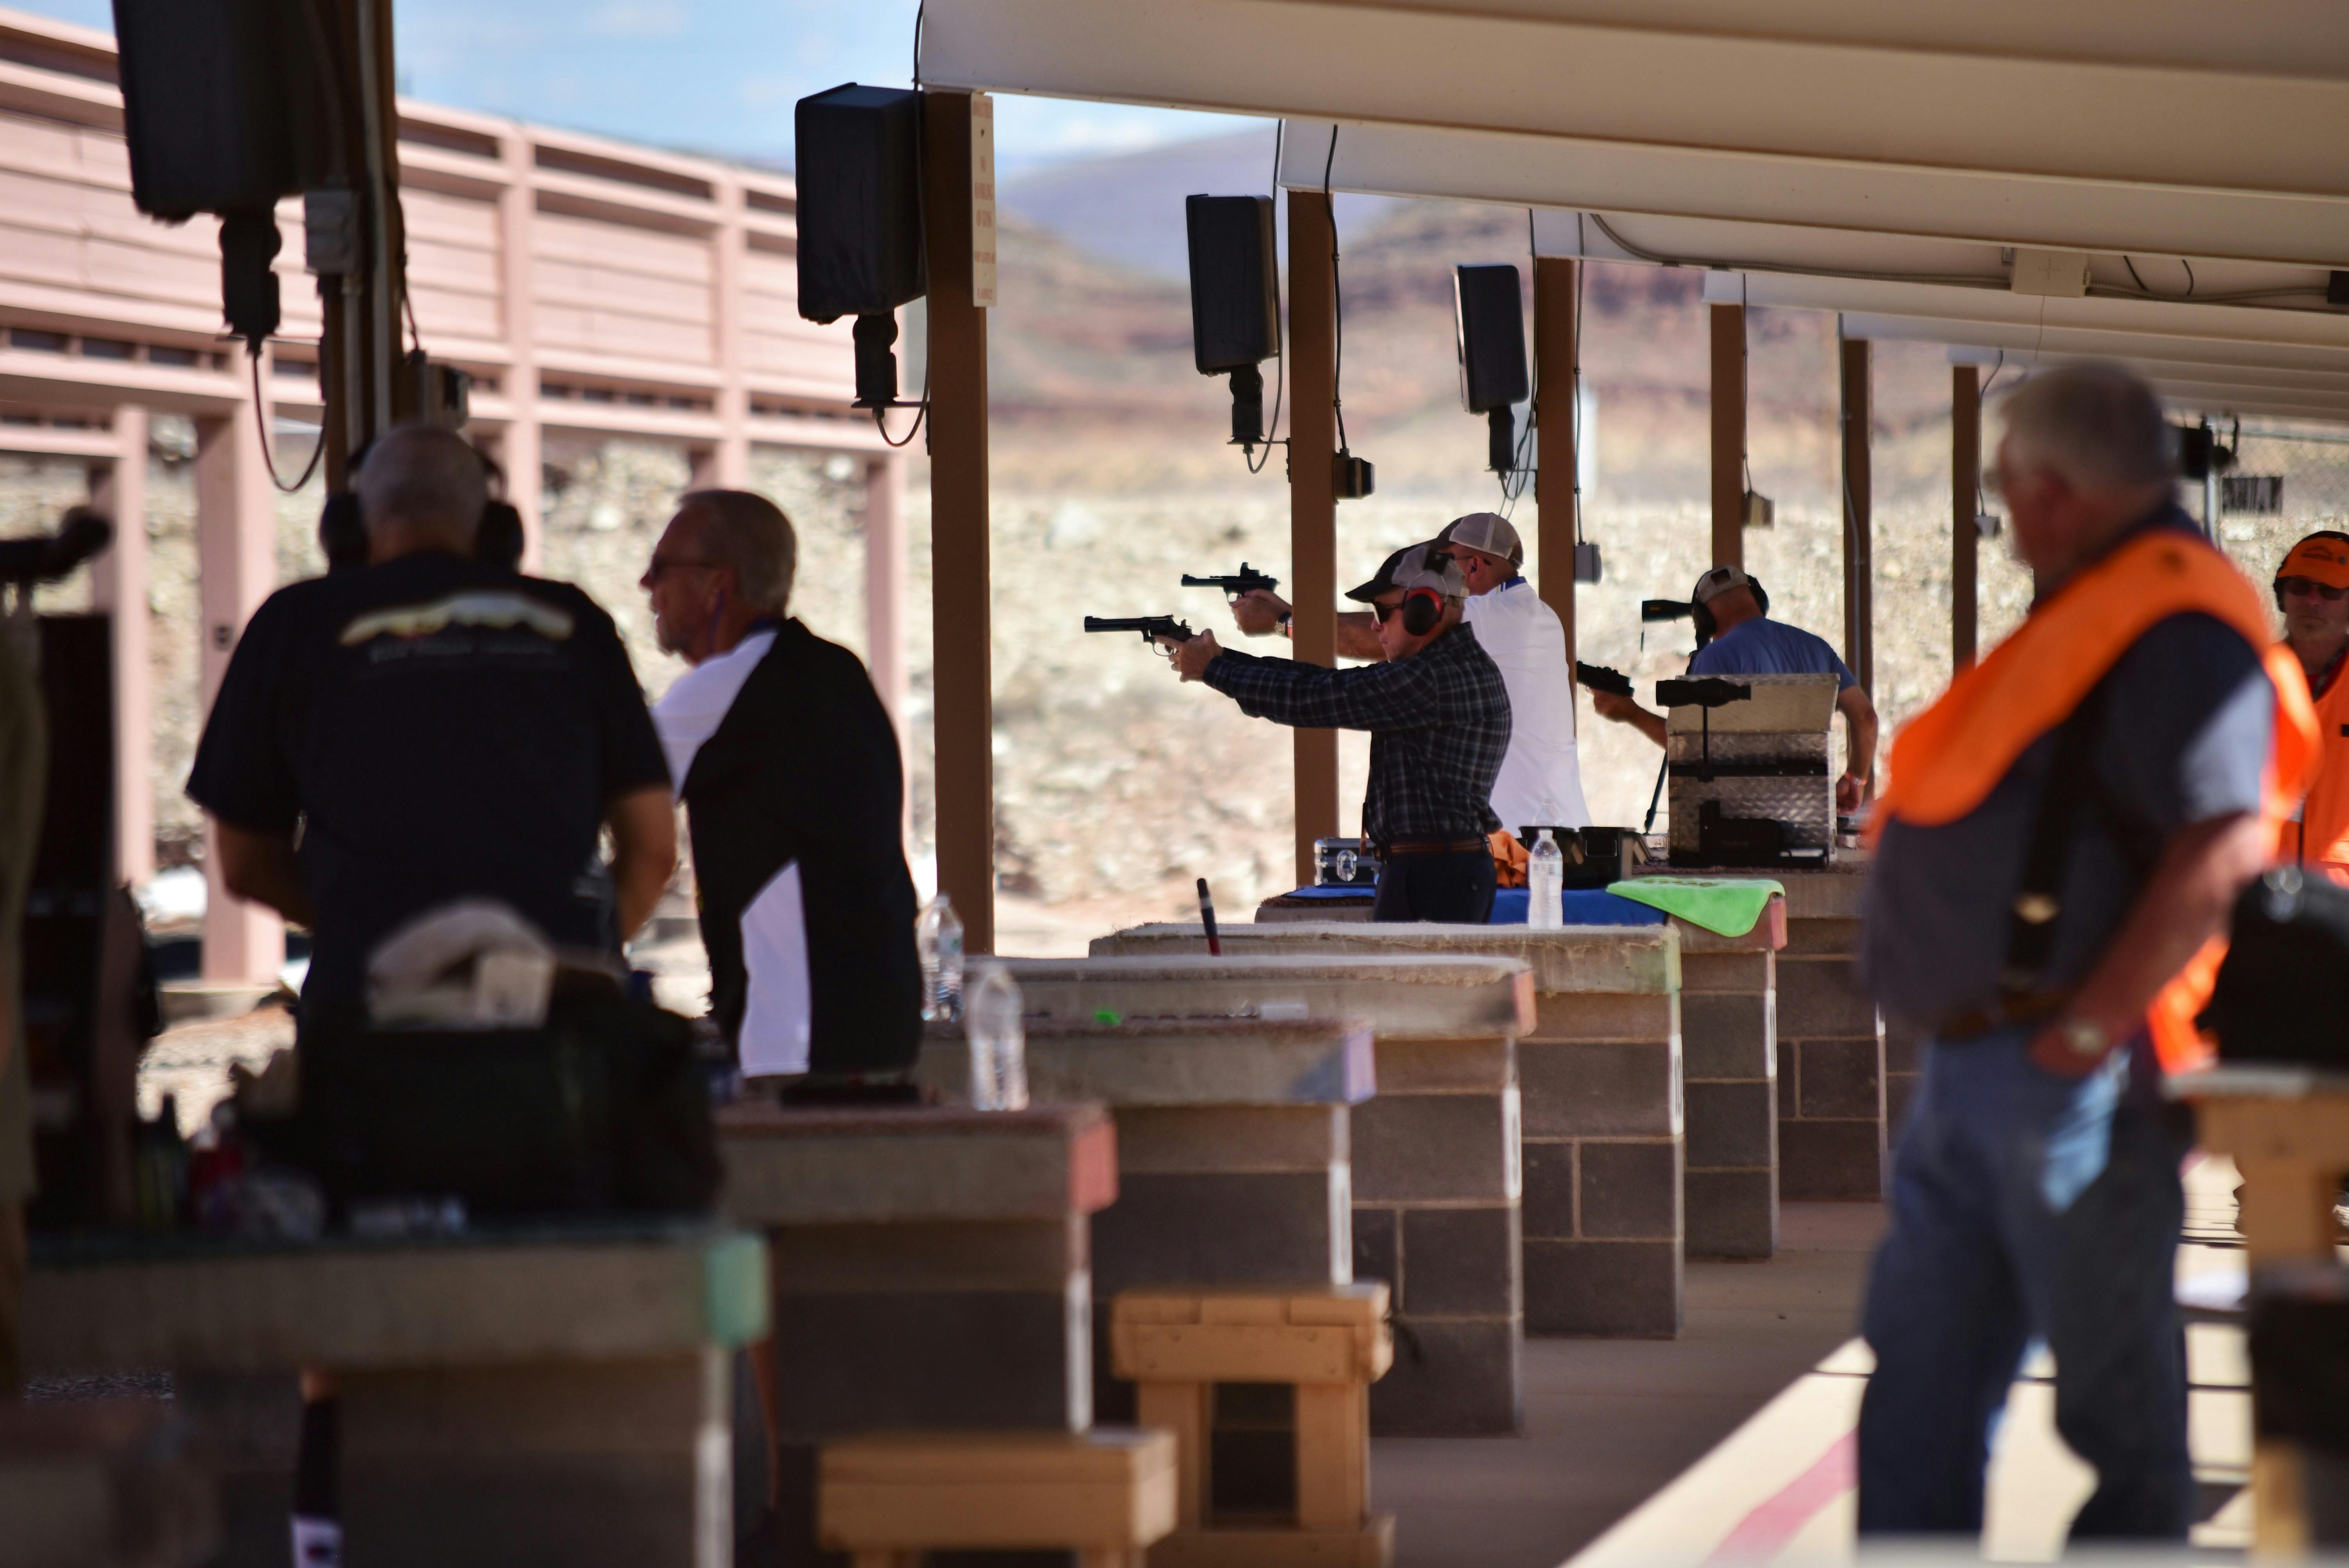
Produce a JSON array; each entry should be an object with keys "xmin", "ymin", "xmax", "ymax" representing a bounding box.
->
[
  {"xmin": 1321, "ymin": 127, "xmax": 1353, "ymax": 457},
  {"xmin": 1246, "ymin": 119, "xmax": 1288, "ymax": 476},
  {"xmin": 251, "ymin": 351, "xmax": 328, "ymax": 493},
  {"xmin": 1501, "ymin": 207, "xmax": 1539, "ymax": 514},
  {"xmin": 1573, "ymin": 215, "xmax": 1585, "ymax": 545},
  {"xmin": 877, "ymin": 2, "xmax": 932, "ymax": 451}
]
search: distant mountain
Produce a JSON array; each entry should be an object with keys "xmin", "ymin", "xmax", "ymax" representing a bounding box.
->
[{"xmin": 999, "ymin": 128, "xmax": 1399, "ymax": 279}]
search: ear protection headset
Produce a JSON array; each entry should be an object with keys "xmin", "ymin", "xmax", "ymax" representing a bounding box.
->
[
  {"xmin": 2273, "ymin": 531, "xmax": 2349, "ymax": 611},
  {"xmin": 1399, "ymin": 549, "xmax": 1455, "ymax": 636},
  {"xmin": 1690, "ymin": 576, "xmax": 1767, "ymax": 647},
  {"xmin": 317, "ymin": 435, "xmax": 519, "ymax": 574}
]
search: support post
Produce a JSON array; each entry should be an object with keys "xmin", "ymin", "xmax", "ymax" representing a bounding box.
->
[
  {"xmin": 1839, "ymin": 336, "xmax": 1873, "ymax": 693},
  {"xmin": 88, "ymin": 405, "xmax": 151, "ymax": 888},
  {"xmin": 1951, "ymin": 365, "xmax": 1979, "ymax": 672},
  {"xmin": 923, "ymin": 90, "xmax": 995, "ymax": 954},
  {"xmin": 1532, "ymin": 257, "xmax": 1577, "ymax": 675},
  {"xmin": 495, "ymin": 129, "xmax": 542, "ymax": 567},
  {"xmin": 1287, "ymin": 188, "xmax": 1340, "ymax": 887},
  {"xmin": 194, "ymin": 397, "xmax": 285, "ymax": 984},
  {"xmin": 865, "ymin": 453, "xmax": 912, "ymax": 846},
  {"xmin": 1709, "ymin": 303, "xmax": 1745, "ymax": 573}
]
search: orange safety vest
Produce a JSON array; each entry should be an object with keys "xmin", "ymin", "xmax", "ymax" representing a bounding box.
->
[
  {"xmin": 1872, "ymin": 528, "xmax": 2320, "ymax": 1073},
  {"xmin": 2290, "ymin": 650, "xmax": 2349, "ymax": 875}
]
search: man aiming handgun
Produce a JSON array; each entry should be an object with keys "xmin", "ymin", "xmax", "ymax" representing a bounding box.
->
[
  {"xmin": 1227, "ymin": 514, "xmax": 1589, "ymax": 833},
  {"xmin": 1162, "ymin": 543, "xmax": 1511, "ymax": 922}
]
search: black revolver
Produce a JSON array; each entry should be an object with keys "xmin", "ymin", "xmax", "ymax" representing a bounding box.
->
[
  {"xmin": 1084, "ymin": 614, "xmax": 1195, "ymax": 646},
  {"xmin": 1575, "ymin": 661, "xmax": 1634, "ymax": 698},
  {"xmin": 1180, "ymin": 562, "xmax": 1279, "ymax": 596}
]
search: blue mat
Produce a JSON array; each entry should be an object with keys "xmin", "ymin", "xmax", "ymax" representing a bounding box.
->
[{"xmin": 1490, "ymin": 886, "xmax": 1668, "ymax": 927}]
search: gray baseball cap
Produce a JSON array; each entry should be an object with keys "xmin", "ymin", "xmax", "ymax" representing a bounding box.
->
[
  {"xmin": 1346, "ymin": 541, "xmax": 1464, "ymax": 603},
  {"xmin": 1439, "ymin": 511, "xmax": 1523, "ymax": 565},
  {"xmin": 1692, "ymin": 565, "xmax": 1757, "ymax": 605}
]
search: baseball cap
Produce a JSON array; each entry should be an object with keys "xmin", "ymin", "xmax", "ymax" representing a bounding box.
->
[
  {"xmin": 1346, "ymin": 541, "xmax": 1465, "ymax": 603},
  {"xmin": 1439, "ymin": 511, "xmax": 1523, "ymax": 565},
  {"xmin": 2276, "ymin": 533, "xmax": 2349, "ymax": 590},
  {"xmin": 1691, "ymin": 565, "xmax": 1757, "ymax": 606}
]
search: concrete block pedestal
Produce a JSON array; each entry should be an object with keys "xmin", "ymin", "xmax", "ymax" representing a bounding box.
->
[
  {"xmin": 1655, "ymin": 893, "xmax": 1787, "ymax": 1260},
  {"xmin": 720, "ymin": 1101, "xmax": 1118, "ymax": 1563},
  {"xmin": 23, "ymin": 1221, "xmax": 768, "ymax": 1568},
  {"xmin": 1041, "ymin": 954, "xmax": 1533, "ymax": 1436},
  {"xmin": 1763, "ymin": 859, "xmax": 1887, "ymax": 1199}
]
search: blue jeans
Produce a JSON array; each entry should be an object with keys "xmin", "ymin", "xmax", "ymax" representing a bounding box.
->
[
  {"xmin": 1856, "ymin": 1026, "xmax": 2192, "ymax": 1540},
  {"xmin": 1370, "ymin": 848, "xmax": 1495, "ymax": 923}
]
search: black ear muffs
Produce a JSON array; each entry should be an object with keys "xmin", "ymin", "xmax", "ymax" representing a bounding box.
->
[
  {"xmin": 1749, "ymin": 579, "xmax": 1770, "ymax": 617},
  {"xmin": 1690, "ymin": 599, "xmax": 1716, "ymax": 647},
  {"xmin": 476, "ymin": 501, "xmax": 524, "ymax": 570},
  {"xmin": 318, "ymin": 492, "xmax": 369, "ymax": 572},
  {"xmin": 1401, "ymin": 585, "xmax": 1443, "ymax": 636}
]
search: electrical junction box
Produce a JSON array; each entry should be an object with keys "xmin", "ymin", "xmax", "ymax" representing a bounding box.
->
[{"xmin": 2009, "ymin": 248, "xmax": 2091, "ymax": 298}]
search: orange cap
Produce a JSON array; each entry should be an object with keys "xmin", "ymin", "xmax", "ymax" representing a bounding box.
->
[{"xmin": 2277, "ymin": 534, "xmax": 2349, "ymax": 591}]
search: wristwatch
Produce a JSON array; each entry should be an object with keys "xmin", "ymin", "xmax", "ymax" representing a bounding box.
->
[{"xmin": 2058, "ymin": 1016, "xmax": 2112, "ymax": 1060}]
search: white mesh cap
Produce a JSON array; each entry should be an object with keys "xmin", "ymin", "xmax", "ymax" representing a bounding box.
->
[
  {"xmin": 1441, "ymin": 511, "xmax": 1523, "ymax": 565},
  {"xmin": 1691, "ymin": 565, "xmax": 1756, "ymax": 605}
]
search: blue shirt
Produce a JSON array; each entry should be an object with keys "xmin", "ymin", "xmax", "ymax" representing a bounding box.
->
[{"xmin": 1690, "ymin": 616, "xmax": 1858, "ymax": 690}]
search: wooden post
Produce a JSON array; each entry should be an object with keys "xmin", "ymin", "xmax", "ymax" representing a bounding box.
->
[
  {"xmin": 1951, "ymin": 365, "xmax": 1980, "ymax": 672},
  {"xmin": 1287, "ymin": 188, "xmax": 1340, "ymax": 887},
  {"xmin": 1839, "ymin": 337, "xmax": 1873, "ymax": 692},
  {"xmin": 923, "ymin": 90, "xmax": 995, "ymax": 954},
  {"xmin": 1709, "ymin": 303, "xmax": 1745, "ymax": 572},
  {"xmin": 1533, "ymin": 257, "xmax": 1577, "ymax": 675},
  {"xmin": 496, "ymin": 128, "xmax": 542, "ymax": 567}
]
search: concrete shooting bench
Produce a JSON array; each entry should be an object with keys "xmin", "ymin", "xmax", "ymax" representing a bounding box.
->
[
  {"xmin": 917, "ymin": 1014, "xmax": 1381, "ymax": 1554},
  {"xmin": 718, "ymin": 1100, "xmax": 1117, "ymax": 1554},
  {"xmin": 1053, "ymin": 950, "xmax": 1531, "ymax": 1435},
  {"xmin": 1098, "ymin": 924, "xmax": 1687, "ymax": 1341},
  {"xmin": 2169, "ymin": 1064, "xmax": 2349, "ymax": 1556},
  {"xmin": 1638, "ymin": 855, "xmax": 1887, "ymax": 1202},
  {"xmin": 20, "ymin": 1219, "xmax": 768, "ymax": 1568}
]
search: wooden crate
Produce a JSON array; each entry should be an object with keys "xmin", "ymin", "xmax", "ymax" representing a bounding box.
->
[{"xmin": 820, "ymin": 1428, "xmax": 1178, "ymax": 1568}]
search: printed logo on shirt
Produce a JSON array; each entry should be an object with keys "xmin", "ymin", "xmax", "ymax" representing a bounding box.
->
[{"xmin": 339, "ymin": 591, "xmax": 575, "ymax": 647}]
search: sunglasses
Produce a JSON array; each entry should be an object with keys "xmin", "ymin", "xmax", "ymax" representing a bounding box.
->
[
  {"xmin": 2279, "ymin": 576, "xmax": 2348, "ymax": 602},
  {"xmin": 1372, "ymin": 601, "xmax": 1401, "ymax": 624},
  {"xmin": 642, "ymin": 555, "xmax": 721, "ymax": 584}
]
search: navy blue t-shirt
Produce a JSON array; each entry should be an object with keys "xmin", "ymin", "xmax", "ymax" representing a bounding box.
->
[{"xmin": 187, "ymin": 551, "xmax": 670, "ymax": 1001}]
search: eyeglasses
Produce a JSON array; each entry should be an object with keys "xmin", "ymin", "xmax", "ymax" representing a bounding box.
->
[
  {"xmin": 642, "ymin": 555, "xmax": 721, "ymax": 585},
  {"xmin": 2279, "ymin": 576, "xmax": 2348, "ymax": 602},
  {"xmin": 1372, "ymin": 601, "xmax": 1401, "ymax": 624}
]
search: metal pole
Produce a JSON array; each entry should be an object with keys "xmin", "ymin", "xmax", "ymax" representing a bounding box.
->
[{"xmin": 1287, "ymin": 187, "xmax": 1340, "ymax": 888}]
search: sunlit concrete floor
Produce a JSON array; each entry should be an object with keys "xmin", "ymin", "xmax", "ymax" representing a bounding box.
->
[
  {"xmin": 1374, "ymin": 1166, "xmax": 2260, "ymax": 1568},
  {"xmin": 1374, "ymin": 1202, "xmax": 1887, "ymax": 1568}
]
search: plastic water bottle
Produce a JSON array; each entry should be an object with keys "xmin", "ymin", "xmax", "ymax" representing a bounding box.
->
[
  {"xmin": 1527, "ymin": 829, "xmax": 1565, "ymax": 930},
  {"xmin": 964, "ymin": 962, "xmax": 1028, "ymax": 1111},
  {"xmin": 917, "ymin": 894, "xmax": 965, "ymax": 1022}
]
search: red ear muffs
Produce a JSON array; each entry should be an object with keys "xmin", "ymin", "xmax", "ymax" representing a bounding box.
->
[{"xmin": 1401, "ymin": 585, "xmax": 1443, "ymax": 636}]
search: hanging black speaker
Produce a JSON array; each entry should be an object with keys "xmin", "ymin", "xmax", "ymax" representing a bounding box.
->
[
  {"xmin": 1455, "ymin": 264, "xmax": 1528, "ymax": 474},
  {"xmin": 795, "ymin": 84, "xmax": 927, "ymax": 326},
  {"xmin": 1185, "ymin": 195, "xmax": 1280, "ymax": 447}
]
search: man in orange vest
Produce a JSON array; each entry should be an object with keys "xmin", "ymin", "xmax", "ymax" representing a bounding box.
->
[
  {"xmin": 1856, "ymin": 365, "xmax": 2316, "ymax": 1541},
  {"xmin": 2274, "ymin": 531, "xmax": 2349, "ymax": 873}
]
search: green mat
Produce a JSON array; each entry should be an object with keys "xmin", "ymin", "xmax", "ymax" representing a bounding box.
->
[{"xmin": 1608, "ymin": 877, "xmax": 1784, "ymax": 938}]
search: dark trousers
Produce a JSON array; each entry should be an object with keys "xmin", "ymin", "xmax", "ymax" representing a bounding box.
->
[
  {"xmin": 1370, "ymin": 848, "xmax": 1495, "ymax": 923},
  {"xmin": 1856, "ymin": 1027, "xmax": 2192, "ymax": 1541}
]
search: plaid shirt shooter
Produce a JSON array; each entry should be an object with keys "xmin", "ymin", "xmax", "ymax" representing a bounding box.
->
[{"xmin": 1203, "ymin": 621, "xmax": 1512, "ymax": 847}]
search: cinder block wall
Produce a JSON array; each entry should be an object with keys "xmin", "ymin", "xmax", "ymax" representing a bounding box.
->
[{"xmin": 1774, "ymin": 867, "xmax": 1888, "ymax": 1200}]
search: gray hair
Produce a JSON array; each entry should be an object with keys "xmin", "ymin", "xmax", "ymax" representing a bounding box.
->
[
  {"xmin": 355, "ymin": 423, "xmax": 488, "ymax": 543},
  {"xmin": 680, "ymin": 489, "xmax": 796, "ymax": 613},
  {"xmin": 1996, "ymin": 363, "xmax": 2176, "ymax": 493}
]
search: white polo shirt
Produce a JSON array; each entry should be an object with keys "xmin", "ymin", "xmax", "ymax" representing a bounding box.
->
[{"xmin": 1461, "ymin": 577, "xmax": 1593, "ymax": 834}]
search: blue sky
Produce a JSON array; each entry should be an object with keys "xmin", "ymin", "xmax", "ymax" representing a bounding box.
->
[{"xmin": 23, "ymin": 0, "xmax": 1252, "ymax": 172}]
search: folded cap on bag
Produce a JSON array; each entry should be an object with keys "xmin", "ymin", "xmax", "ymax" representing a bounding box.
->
[
  {"xmin": 1439, "ymin": 511, "xmax": 1523, "ymax": 565},
  {"xmin": 1346, "ymin": 541, "xmax": 1465, "ymax": 602},
  {"xmin": 2277, "ymin": 534, "xmax": 2349, "ymax": 590},
  {"xmin": 1691, "ymin": 564, "xmax": 1757, "ymax": 606}
]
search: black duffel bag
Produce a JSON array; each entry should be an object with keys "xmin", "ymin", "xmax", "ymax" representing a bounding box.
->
[
  {"xmin": 258, "ymin": 989, "xmax": 722, "ymax": 1219},
  {"xmin": 2206, "ymin": 865, "xmax": 2349, "ymax": 1067}
]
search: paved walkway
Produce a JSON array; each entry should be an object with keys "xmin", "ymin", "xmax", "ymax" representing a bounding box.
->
[{"xmin": 1377, "ymin": 1165, "xmax": 2258, "ymax": 1568}]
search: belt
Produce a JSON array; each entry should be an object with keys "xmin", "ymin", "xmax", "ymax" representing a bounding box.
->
[
  {"xmin": 1381, "ymin": 837, "xmax": 1488, "ymax": 857},
  {"xmin": 1936, "ymin": 987, "xmax": 2075, "ymax": 1041}
]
